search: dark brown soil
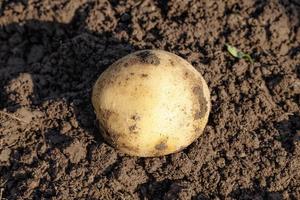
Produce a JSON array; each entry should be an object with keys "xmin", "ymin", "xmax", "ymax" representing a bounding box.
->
[{"xmin": 0, "ymin": 0, "xmax": 299, "ymax": 199}]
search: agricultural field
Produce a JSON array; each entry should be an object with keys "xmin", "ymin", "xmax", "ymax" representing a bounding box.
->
[{"xmin": 0, "ymin": 0, "xmax": 299, "ymax": 199}]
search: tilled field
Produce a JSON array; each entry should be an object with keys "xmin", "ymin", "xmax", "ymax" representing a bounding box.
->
[{"xmin": 0, "ymin": 0, "xmax": 299, "ymax": 199}]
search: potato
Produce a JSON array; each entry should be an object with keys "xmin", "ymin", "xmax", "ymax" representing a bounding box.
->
[{"xmin": 92, "ymin": 50, "xmax": 210, "ymax": 157}]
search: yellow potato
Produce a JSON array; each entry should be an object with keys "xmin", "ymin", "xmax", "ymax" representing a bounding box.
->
[{"xmin": 92, "ymin": 50, "xmax": 210, "ymax": 157}]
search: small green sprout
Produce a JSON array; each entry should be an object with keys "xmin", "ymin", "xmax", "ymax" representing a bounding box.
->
[{"xmin": 225, "ymin": 44, "xmax": 253, "ymax": 63}]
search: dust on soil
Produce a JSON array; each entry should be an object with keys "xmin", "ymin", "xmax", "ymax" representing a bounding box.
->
[{"xmin": 0, "ymin": 0, "xmax": 299, "ymax": 199}]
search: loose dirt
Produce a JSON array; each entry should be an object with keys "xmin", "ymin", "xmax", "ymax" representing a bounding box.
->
[{"xmin": 0, "ymin": 0, "xmax": 299, "ymax": 199}]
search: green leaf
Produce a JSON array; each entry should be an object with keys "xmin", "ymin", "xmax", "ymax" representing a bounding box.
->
[
  {"xmin": 225, "ymin": 44, "xmax": 254, "ymax": 63},
  {"xmin": 226, "ymin": 44, "xmax": 240, "ymax": 58}
]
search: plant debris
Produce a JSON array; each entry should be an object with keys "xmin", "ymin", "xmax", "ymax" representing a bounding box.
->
[{"xmin": 225, "ymin": 44, "xmax": 254, "ymax": 63}]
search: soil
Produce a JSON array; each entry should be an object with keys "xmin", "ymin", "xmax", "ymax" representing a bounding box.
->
[{"xmin": 0, "ymin": 0, "xmax": 299, "ymax": 199}]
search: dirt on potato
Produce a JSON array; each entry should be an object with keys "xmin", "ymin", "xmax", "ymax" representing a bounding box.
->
[{"xmin": 0, "ymin": 0, "xmax": 299, "ymax": 199}]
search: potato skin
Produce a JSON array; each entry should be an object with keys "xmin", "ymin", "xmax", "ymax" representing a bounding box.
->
[{"xmin": 92, "ymin": 50, "xmax": 210, "ymax": 157}]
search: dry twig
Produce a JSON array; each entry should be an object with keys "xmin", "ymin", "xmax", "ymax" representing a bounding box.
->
[{"xmin": 0, "ymin": 110, "xmax": 29, "ymax": 124}]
